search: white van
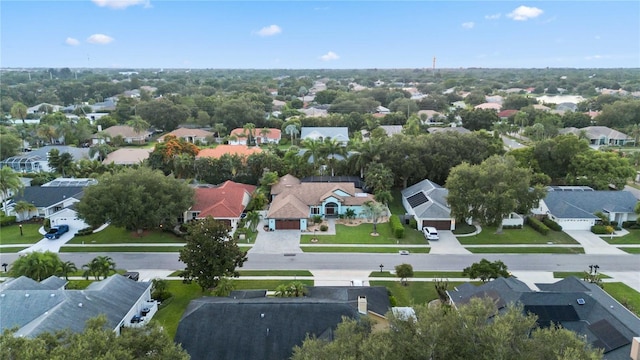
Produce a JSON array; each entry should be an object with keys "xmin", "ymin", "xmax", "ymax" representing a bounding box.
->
[{"xmin": 422, "ymin": 226, "xmax": 439, "ymax": 240}]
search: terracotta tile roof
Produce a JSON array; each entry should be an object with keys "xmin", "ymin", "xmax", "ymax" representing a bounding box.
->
[
  {"xmin": 271, "ymin": 174, "xmax": 301, "ymax": 195},
  {"xmin": 102, "ymin": 148, "xmax": 152, "ymax": 165},
  {"xmin": 498, "ymin": 109, "xmax": 518, "ymax": 118},
  {"xmin": 158, "ymin": 128, "xmax": 213, "ymax": 142},
  {"xmin": 196, "ymin": 145, "xmax": 263, "ymax": 159},
  {"xmin": 474, "ymin": 103, "xmax": 501, "ymax": 110},
  {"xmin": 192, "ymin": 181, "xmax": 256, "ymax": 218},
  {"xmin": 230, "ymin": 128, "xmax": 281, "ymax": 141},
  {"xmin": 267, "ymin": 181, "xmax": 375, "ymax": 219}
]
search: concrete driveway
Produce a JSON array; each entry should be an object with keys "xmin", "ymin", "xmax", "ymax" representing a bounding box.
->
[
  {"xmin": 564, "ymin": 230, "xmax": 628, "ymax": 255},
  {"xmin": 19, "ymin": 220, "xmax": 88, "ymax": 253},
  {"xmin": 429, "ymin": 230, "xmax": 471, "ymax": 254},
  {"xmin": 249, "ymin": 227, "xmax": 302, "ymax": 254}
]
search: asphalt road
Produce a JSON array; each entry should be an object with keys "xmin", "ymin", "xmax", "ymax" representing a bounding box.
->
[{"xmin": 2, "ymin": 252, "xmax": 638, "ymax": 273}]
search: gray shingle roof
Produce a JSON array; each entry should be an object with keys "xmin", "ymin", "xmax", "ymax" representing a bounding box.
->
[
  {"xmin": 0, "ymin": 275, "xmax": 151, "ymax": 337},
  {"xmin": 401, "ymin": 179, "xmax": 452, "ymax": 219},
  {"xmin": 544, "ymin": 191, "xmax": 637, "ymax": 219},
  {"xmin": 11, "ymin": 186, "xmax": 84, "ymax": 208},
  {"xmin": 300, "ymin": 127, "xmax": 349, "ymax": 143}
]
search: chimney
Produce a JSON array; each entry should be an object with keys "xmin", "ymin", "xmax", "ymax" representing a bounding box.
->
[
  {"xmin": 357, "ymin": 296, "xmax": 367, "ymax": 315},
  {"xmin": 631, "ymin": 337, "xmax": 640, "ymax": 360}
]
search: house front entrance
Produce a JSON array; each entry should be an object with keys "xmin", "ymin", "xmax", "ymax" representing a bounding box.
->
[{"xmin": 324, "ymin": 203, "xmax": 338, "ymax": 217}]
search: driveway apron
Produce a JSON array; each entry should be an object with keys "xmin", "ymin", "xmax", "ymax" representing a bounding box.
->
[
  {"xmin": 564, "ymin": 230, "xmax": 628, "ymax": 255},
  {"xmin": 429, "ymin": 230, "xmax": 471, "ymax": 254},
  {"xmin": 250, "ymin": 226, "xmax": 302, "ymax": 254}
]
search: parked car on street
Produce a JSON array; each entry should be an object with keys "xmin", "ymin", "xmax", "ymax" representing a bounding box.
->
[{"xmin": 45, "ymin": 225, "xmax": 69, "ymax": 239}]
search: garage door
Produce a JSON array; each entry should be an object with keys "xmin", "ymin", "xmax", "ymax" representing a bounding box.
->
[
  {"xmin": 275, "ymin": 219, "xmax": 300, "ymax": 230},
  {"xmin": 422, "ymin": 220, "xmax": 452, "ymax": 230}
]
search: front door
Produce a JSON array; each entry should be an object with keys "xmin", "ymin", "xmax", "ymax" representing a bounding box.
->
[{"xmin": 324, "ymin": 203, "xmax": 338, "ymax": 217}]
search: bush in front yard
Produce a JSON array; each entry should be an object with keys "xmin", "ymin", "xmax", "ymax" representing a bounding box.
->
[
  {"xmin": 526, "ymin": 217, "xmax": 549, "ymax": 235},
  {"xmin": 389, "ymin": 215, "xmax": 404, "ymax": 239},
  {"xmin": 542, "ymin": 217, "xmax": 562, "ymax": 231},
  {"xmin": 75, "ymin": 227, "xmax": 95, "ymax": 236},
  {"xmin": 0, "ymin": 216, "xmax": 16, "ymax": 227},
  {"xmin": 320, "ymin": 224, "xmax": 328, "ymax": 232},
  {"xmin": 591, "ymin": 225, "xmax": 612, "ymax": 234}
]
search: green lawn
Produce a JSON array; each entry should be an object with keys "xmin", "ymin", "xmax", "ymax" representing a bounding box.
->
[
  {"xmin": 621, "ymin": 248, "xmax": 640, "ymax": 254},
  {"xmin": 301, "ymin": 246, "xmax": 430, "ymax": 253},
  {"xmin": 458, "ymin": 225, "xmax": 578, "ymax": 245},
  {"xmin": 370, "ymin": 271, "xmax": 464, "ymax": 278},
  {"xmin": 67, "ymin": 226, "xmax": 185, "ymax": 244},
  {"xmin": 467, "ymin": 247, "xmax": 585, "ymax": 254},
  {"xmin": 388, "ymin": 189, "xmax": 406, "ymax": 215},
  {"xmin": 553, "ymin": 272, "xmax": 611, "ymax": 279},
  {"xmin": 60, "ymin": 246, "xmax": 183, "ymax": 252},
  {"xmin": 604, "ymin": 283, "xmax": 640, "ymax": 317},
  {"xmin": 0, "ymin": 247, "xmax": 27, "ymax": 253},
  {"xmin": 607, "ymin": 230, "xmax": 640, "ymax": 244},
  {"xmin": 0, "ymin": 223, "xmax": 44, "ymax": 244},
  {"xmin": 370, "ymin": 281, "xmax": 473, "ymax": 307},
  {"xmin": 300, "ymin": 224, "xmax": 427, "ymax": 245},
  {"xmin": 452, "ymin": 223, "xmax": 476, "ymax": 235}
]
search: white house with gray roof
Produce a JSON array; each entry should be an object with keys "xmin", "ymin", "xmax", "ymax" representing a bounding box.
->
[
  {"xmin": 301, "ymin": 127, "xmax": 349, "ymax": 145},
  {"xmin": 401, "ymin": 179, "xmax": 455, "ymax": 230},
  {"xmin": 532, "ymin": 186, "xmax": 638, "ymax": 230},
  {"xmin": 0, "ymin": 274, "xmax": 156, "ymax": 337},
  {"xmin": 560, "ymin": 126, "xmax": 635, "ymax": 147}
]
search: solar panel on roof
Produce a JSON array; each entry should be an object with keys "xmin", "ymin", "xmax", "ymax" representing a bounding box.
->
[
  {"xmin": 407, "ymin": 192, "xmax": 428, "ymax": 208},
  {"xmin": 588, "ymin": 319, "xmax": 630, "ymax": 353},
  {"xmin": 524, "ymin": 305, "xmax": 579, "ymax": 327}
]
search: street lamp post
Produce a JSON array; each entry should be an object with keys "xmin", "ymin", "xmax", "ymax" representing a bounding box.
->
[
  {"xmin": 19, "ymin": 224, "xmax": 23, "ymax": 236},
  {"xmin": 379, "ymin": 264, "xmax": 384, "ymax": 273}
]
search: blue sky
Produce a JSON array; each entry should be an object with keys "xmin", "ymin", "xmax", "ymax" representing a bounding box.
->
[{"xmin": 1, "ymin": 1, "xmax": 638, "ymax": 69}]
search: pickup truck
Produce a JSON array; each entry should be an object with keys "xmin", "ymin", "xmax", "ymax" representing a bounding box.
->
[{"xmin": 45, "ymin": 225, "xmax": 70, "ymax": 239}]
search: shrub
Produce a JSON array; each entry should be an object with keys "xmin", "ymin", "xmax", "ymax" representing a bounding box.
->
[
  {"xmin": 44, "ymin": 218, "xmax": 51, "ymax": 231},
  {"xmin": 312, "ymin": 215, "xmax": 322, "ymax": 224},
  {"xmin": 389, "ymin": 215, "xmax": 404, "ymax": 239},
  {"xmin": 409, "ymin": 218, "xmax": 417, "ymax": 229},
  {"xmin": 526, "ymin": 217, "xmax": 549, "ymax": 235},
  {"xmin": 320, "ymin": 224, "xmax": 328, "ymax": 232},
  {"xmin": 621, "ymin": 221, "xmax": 636, "ymax": 228},
  {"xmin": 591, "ymin": 225, "xmax": 609, "ymax": 234},
  {"xmin": 502, "ymin": 224, "xmax": 523, "ymax": 230},
  {"xmin": 389, "ymin": 295, "xmax": 398, "ymax": 307},
  {"xmin": 152, "ymin": 290, "xmax": 173, "ymax": 302},
  {"xmin": 75, "ymin": 227, "xmax": 95, "ymax": 236},
  {"xmin": 0, "ymin": 216, "xmax": 16, "ymax": 227},
  {"xmin": 542, "ymin": 217, "xmax": 562, "ymax": 231}
]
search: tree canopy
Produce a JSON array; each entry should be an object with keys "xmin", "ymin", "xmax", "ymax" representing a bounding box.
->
[
  {"xmin": 462, "ymin": 258, "xmax": 510, "ymax": 282},
  {"xmin": 446, "ymin": 155, "xmax": 546, "ymax": 233},
  {"xmin": 8, "ymin": 251, "xmax": 73, "ymax": 281},
  {"xmin": 179, "ymin": 216, "xmax": 248, "ymax": 291},
  {"xmin": 292, "ymin": 298, "xmax": 602, "ymax": 360},
  {"xmin": 76, "ymin": 167, "xmax": 194, "ymax": 231}
]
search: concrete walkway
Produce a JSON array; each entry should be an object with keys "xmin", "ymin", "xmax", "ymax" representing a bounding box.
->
[
  {"xmin": 564, "ymin": 230, "xmax": 628, "ymax": 255},
  {"xmin": 429, "ymin": 230, "xmax": 471, "ymax": 254}
]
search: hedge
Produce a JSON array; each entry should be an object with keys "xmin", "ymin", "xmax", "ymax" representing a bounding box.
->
[
  {"xmin": 0, "ymin": 216, "xmax": 16, "ymax": 227},
  {"xmin": 621, "ymin": 221, "xmax": 636, "ymax": 228},
  {"xmin": 542, "ymin": 217, "xmax": 563, "ymax": 231},
  {"xmin": 389, "ymin": 215, "xmax": 404, "ymax": 239},
  {"xmin": 75, "ymin": 227, "xmax": 95, "ymax": 236},
  {"xmin": 591, "ymin": 225, "xmax": 611, "ymax": 234},
  {"xmin": 526, "ymin": 217, "xmax": 549, "ymax": 235},
  {"xmin": 502, "ymin": 224, "xmax": 523, "ymax": 229}
]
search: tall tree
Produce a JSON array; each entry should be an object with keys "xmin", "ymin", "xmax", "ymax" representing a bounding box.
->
[
  {"xmin": 361, "ymin": 200, "xmax": 386, "ymax": 235},
  {"xmin": 364, "ymin": 162, "xmax": 394, "ymax": 194},
  {"xmin": 76, "ymin": 167, "xmax": 194, "ymax": 232},
  {"xmin": 125, "ymin": 115, "xmax": 150, "ymax": 138},
  {"xmin": 566, "ymin": 151, "xmax": 636, "ymax": 190},
  {"xmin": 395, "ymin": 263, "xmax": 414, "ymax": 286},
  {"xmin": 292, "ymin": 298, "xmax": 603, "ymax": 360},
  {"xmin": 462, "ymin": 258, "xmax": 510, "ymax": 282},
  {"xmin": 446, "ymin": 155, "xmax": 546, "ymax": 233},
  {"xmin": 302, "ymin": 138, "xmax": 323, "ymax": 171},
  {"xmin": 10, "ymin": 102, "xmax": 27, "ymax": 124},
  {"xmin": 0, "ymin": 166, "xmax": 24, "ymax": 216},
  {"xmin": 13, "ymin": 200, "xmax": 36, "ymax": 220},
  {"xmin": 179, "ymin": 216, "xmax": 247, "ymax": 291},
  {"xmin": 320, "ymin": 138, "xmax": 347, "ymax": 176}
]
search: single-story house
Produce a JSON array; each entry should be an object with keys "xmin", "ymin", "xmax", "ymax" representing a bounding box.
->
[
  {"xmin": 157, "ymin": 128, "xmax": 214, "ymax": 144},
  {"xmin": 401, "ymin": 179, "xmax": 455, "ymax": 230},
  {"xmin": 184, "ymin": 181, "xmax": 256, "ymax": 232},
  {"xmin": 418, "ymin": 110, "xmax": 444, "ymax": 123},
  {"xmin": 195, "ymin": 145, "xmax": 263, "ymax": 160},
  {"xmin": 300, "ymin": 127, "xmax": 349, "ymax": 145},
  {"xmin": 0, "ymin": 274, "xmax": 157, "ymax": 337},
  {"xmin": 26, "ymin": 103, "xmax": 63, "ymax": 115},
  {"xmin": 361, "ymin": 125, "xmax": 403, "ymax": 140},
  {"xmin": 228, "ymin": 128, "xmax": 281, "ymax": 145},
  {"xmin": 531, "ymin": 186, "xmax": 638, "ymax": 231},
  {"xmin": 474, "ymin": 103, "xmax": 501, "ymax": 111},
  {"xmin": 448, "ymin": 277, "xmax": 640, "ymax": 360},
  {"xmin": 267, "ymin": 174, "xmax": 376, "ymax": 230},
  {"xmin": 560, "ymin": 126, "xmax": 635, "ymax": 147},
  {"xmin": 98, "ymin": 125, "xmax": 152, "ymax": 144},
  {"xmin": 174, "ymin": 286, "xmax": 390, "ymax": 360},
  {"xmin": 102, "ymin": 148, "xmax": 152, "ymax": 165},
  {"xmin": 376, "ymin": 105, "xmax": 391, "ymax": 114},
  {"xmin": 0, "ymin": 146, "xmax": 93, "ymax": 173}
]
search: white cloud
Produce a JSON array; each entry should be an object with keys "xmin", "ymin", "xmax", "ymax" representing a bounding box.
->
[
  {"xmin": 65, "ymin": 37, "xmax": 80, "ymax": 46},
  {"xmin": 87, "ymin": 34, "xmax": 114, "ymax": 44},
  {"xmin": 320, "ymin": 51, "xmax": 339, "ymax": 61},
  {"xmin": 485, "ymin": 13, "xmax": 501, "ymax": 20},
  {"xmin": 462, "ymin": 22, "xmax": 475, "ymax": 29},
  {"xmin": 507, "ymin": 6, "xmax": 543, "ymax": 21},
  {"xmin": 256, "ymin": 25, "xmax": 282, "ymax": 37},
  {"xmin": 585, "ymin": 54, "xmax": 612, "ymax": 60},
  {"xmin": 92, "ymin": 0, "xmax": 150, "ymax": 9}
]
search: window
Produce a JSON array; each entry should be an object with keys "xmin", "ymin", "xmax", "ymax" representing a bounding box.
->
[{"xmin": 311, "ymin": 207, "xmax": 320, "ymax": 215}]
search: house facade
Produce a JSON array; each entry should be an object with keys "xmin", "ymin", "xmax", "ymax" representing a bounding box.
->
[
  {"xmin": 0, "ymin": 274, "xmax": 156, "ymax": 337},
  {"xmin": 532, "ymin": 186, "xmax": 638, "ymax": 231},
  {"xmin": 266, "ymin": 174, "xmax": 376, "ymax": 230},
  {"xmin": 98, "ymin": 125, "xmax": 152, "ymax": 144},
  {"xmin": 157, "ymin": 127, "xmax": 214, "ymax": 144},
  {"xmin": 560, "ymin": 126, "xmax": 635, "ymax": 147},
  {"xmin": 228, "ymin": 128, "xmax": 281, "ymax": 145},
  {"xmin": 183, "ymin": 181, "xmax": 256, "ymax": 232},
  {"xmin": 401, "ymin": 179, "xmax": 455, "ymax": 230},
  {"xmin": 300, "ymin": 127, "xmax": 349, "ymax": 145}
]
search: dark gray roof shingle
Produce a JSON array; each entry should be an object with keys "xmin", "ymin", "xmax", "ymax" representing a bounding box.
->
[{"xmin": 544, "ymin": 191, "xmax": 637, "ymax": 219}]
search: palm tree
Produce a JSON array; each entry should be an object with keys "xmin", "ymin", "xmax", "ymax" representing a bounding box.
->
[
  {"xmin": 259, "ymin": 128, "xmax": 271, "ymax": 145},
  {"xmin": 10, "ymin": 102, "xmax": 27, "ymax": 124},
  {"xmin": 89, "ymin": 143, "xmax": 113, "ymax": 162},
  {"xmin": 243, "ymin": 123, "xmax": 256, "ymax": 146},
  {"xmin": 287, "ymin": 281, "xmax": 307, "ymax": 297},
  {"xmin": 344, "ymin": 208, "xmax": 356, "ymax": 223},
  {"xmin": 361, "ymin": 200, "xmax": 386, "ymax": 235},
  {"xmin": 13, "ymin": 200, "xmax": 36, "ymax": 220},
  {"xmin": 126, "ymin": 116, "xmax": 151, "ymax": 143},
  {"xmin": 320, "ymin": 138, "xmax": 347, "ymax": 176},
  {"xmin": 212, "ymin": 277, "xmax": 236, "ymax": 297},
  {"xmin": 374, "ymin": 190, "xmax": 393, "ymax": 207},
  {"xmin": 0, "ymin": 166, "xmax": 24, "ymax": 216},
  {"xmin": 58, "ymin": 261, "xmax": 77, "ymax": 281},
  {"xmin": 245, "ymin": 211, "xmax": 261, "ymax": 232},
  {"xmin": 213, "ymin": 123, "xmax": 227, "ymax": 140},
  {"xmin": 285, "ymin": 124, "xmax": 299, "ymax": 144},
  {"xmin": 84, "ymin": 256, "xmax": 116, "ymax": 280},
  {"xmin": 274, "ymin": 284, "xmax": 289, "ymax": 297},
  {"xmin": 302, "ymin": 138, "xmax": 323, "ymax": 171}
]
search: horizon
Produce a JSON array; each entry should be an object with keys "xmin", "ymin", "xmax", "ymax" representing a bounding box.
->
[{"xmin": 1, "ymin": 1, "xmax": 639, "ymax": 69}]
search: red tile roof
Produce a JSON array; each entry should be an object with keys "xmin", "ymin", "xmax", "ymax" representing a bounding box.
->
[
  {"xmin": 498, "ymin": 109, "xmax": 518, "ymax": 118},
  {"xmin": 230, "ymin": 128, "xmax": 281, "ymax": 140},
  {"xmin": 196, "ymin": 145, "xmax": 263, "ymax": 159},
  {"xmin": 192, "ymin": 181, "xmax": 256, "ymax": 218}
]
